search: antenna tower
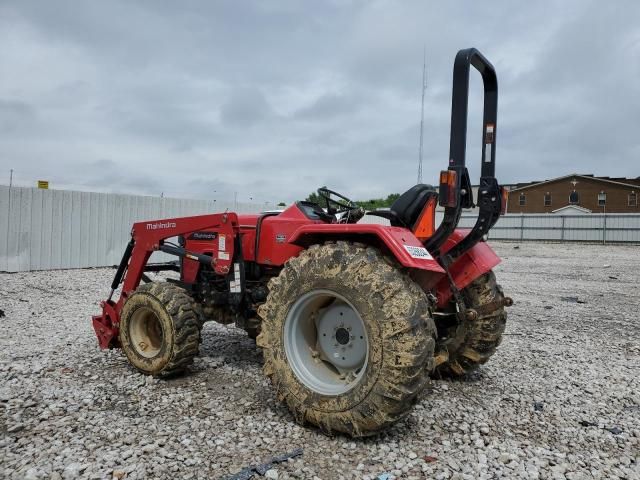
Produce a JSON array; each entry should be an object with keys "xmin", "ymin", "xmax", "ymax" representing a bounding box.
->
[{"xmin": 417, "ymin": 48, "xmax": 427, "ymax": 184}]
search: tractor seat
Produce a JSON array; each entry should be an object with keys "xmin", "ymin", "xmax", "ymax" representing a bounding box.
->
[{"xmin": 367, "ymin": 184, "xmax": 438, "ymax": 228}]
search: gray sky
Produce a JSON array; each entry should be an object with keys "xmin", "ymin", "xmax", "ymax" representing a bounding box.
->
[{"xmin": 1, "ymin": 0, "xmax": 639, "ymax": 204}]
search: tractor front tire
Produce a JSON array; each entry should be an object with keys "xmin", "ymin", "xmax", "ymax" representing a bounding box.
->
[
  {"xmin": 119, "ymin": 282, "xmax": 201, "ymax": 377},
  {"xmin": 257, "ymin": 241, "xmax": 436, "ymax": 437},
  {"xmin": 434, "ymin": 271, "xmax": 507, "ymax": 377}
]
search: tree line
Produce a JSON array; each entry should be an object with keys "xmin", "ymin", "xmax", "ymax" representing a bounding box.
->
[{"xmin": 303, "ymin": 189, "xmax": 399, "ymax": 210}]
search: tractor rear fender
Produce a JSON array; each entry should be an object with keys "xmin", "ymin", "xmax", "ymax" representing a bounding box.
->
[
  {"xmin": 435, "ymin": 229, "xmax": 501, "ymax": 307},
  {"xmin": 288, "ymin": 224, "xmax": 446, "ymax": 289}
]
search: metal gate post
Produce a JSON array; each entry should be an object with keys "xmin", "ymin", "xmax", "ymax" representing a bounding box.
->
[{"xmin": 520, "ymin": 214, "xmax": 524, "ymax": 241}]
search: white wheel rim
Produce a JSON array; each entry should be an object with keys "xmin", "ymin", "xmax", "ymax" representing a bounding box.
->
[
  {"xmin": 129, "ymin": 307, "xmax": 163, "ymax": 358},
  {"xmin": 284, "ymin": 289, "xmax": 369, "ymax": 395}
]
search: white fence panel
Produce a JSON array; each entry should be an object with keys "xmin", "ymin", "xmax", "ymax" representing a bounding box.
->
[
  {"xmin": 362, "ymin": 211, "xmax": 640, "ymax": 243},
  {"xmin": 491, "ymin": 213, "xmax": 640, "ymax": 243},
  {"xmin": 0, "ymin": 186, "xmax": 265, "ymax": 272},
  {"xmin": 604, "ymin": 215, "xmax": 640, "ymax": 243},
  {"xmin": 0, "ymin": 187, "xmax": 8, "ymax": 271}
]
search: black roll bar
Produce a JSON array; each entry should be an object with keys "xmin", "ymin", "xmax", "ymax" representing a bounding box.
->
[{"xmin": 425, "ymin": 48, "xmax": 502, "ymax": 259}]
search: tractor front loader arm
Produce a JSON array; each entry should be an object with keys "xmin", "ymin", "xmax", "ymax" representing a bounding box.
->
[{"xmin": 92, "ymin": 212, "xmax": 239, "ymax": 349}]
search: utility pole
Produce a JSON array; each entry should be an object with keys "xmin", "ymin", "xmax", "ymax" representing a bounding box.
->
[
  {"xmin": 234, "ymin": 191, "xmax": 238, "ymax": 210},
  {"xmin": 9, "ymin": 169, "xmax": 13, "ymax": 188},
  {"xmin": 417, "ymin": 47, "xmax": 427, "ymax": 184}
]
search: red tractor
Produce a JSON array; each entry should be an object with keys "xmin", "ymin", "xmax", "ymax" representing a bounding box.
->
[{"xmin": 92, "ymin": 48, "xmax": 512, "ymax": 437}]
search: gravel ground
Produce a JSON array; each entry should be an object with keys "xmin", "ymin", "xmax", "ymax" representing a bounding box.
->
[{"xmin": 1, "ymin": 241, "xmax": 639, "ymax": 480}]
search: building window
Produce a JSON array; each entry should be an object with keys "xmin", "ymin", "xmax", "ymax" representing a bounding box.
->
[
  {"xmin": 519, "ymin": 193, "xmax": 526, "ymax": 206},
  {"xmin": 598, "ymin": 191, "xmax": 607, "ymax": 207},
  {"xmin": 569, "ymin": 190, "xmax": 579, "ymax": 204},
  {"xmin": 630, "ymin": 192, "xmax": 638, "ymax": 207},
  {"xmin": 544, "ymin": 193, "xmax": 552, "ymax": 206}
]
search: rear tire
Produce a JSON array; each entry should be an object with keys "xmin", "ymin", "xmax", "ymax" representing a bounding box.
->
[
  {"xmin": 244, "ymin": 321, "xmax": 261, "ymax": 341},
  {"xmin": 433, "ymin": 271, "xmax": 507, "ymax": 377},
  {"xmin": 257, "ymin": 241, "xmax": 436, "ymax": 437},
  {"xmin": 119, "ymin": 282, "xmax": 201, "ymax": 377}
]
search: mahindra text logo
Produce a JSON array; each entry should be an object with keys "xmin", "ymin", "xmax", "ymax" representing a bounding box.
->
[{"xmin": 146, "ymin": 221, "xmax": 177, "ymax": 230}]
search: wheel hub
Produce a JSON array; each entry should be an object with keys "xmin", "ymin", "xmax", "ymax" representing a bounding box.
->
[
  {"xmin": 283, "ymin": 290, "xmax": 369, "ymax": 395},
  {"xmin": 335, "ymin": 327, "xmax": 350, "ymax": 345},
  {"xmin": 129, "ymin": 307, "xmax": 163, "ymax": 359},
  {"xmin": 315, "ymin": 302, "xmax": 367, "ymax": 371}
]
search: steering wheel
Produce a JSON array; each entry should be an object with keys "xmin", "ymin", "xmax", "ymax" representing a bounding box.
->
[
  {"xmin": 316, "ymin": 188, "xmax": 365, "ymax": 224},
  {"xmin": 317, "ymin": 188, "xmax": 358, "ymax": 214}
]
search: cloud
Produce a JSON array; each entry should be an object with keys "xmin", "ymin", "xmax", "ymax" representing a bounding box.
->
[
  {"xmin": 220, "ymin": 87, "xmax": 275, "ymax": 128},
  {"xmin": 0, "ymin": 100, "xmax": 37, "ymax": 133},
  {"xmin": 0, "ymin": 0, "xmax": 638, "ymax": 203},
  {"xmin": 294, "ymin": 93, "xmax": 362, "ymax": 121}
]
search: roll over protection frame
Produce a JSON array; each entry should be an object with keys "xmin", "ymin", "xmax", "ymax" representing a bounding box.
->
[{"xmin": 425, "ymin": 48, "xmax": 503, "ymax": 260}]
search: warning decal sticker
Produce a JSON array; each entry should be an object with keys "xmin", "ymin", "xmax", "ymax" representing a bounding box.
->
[
  {"xmin": 485, "ymin": 123, "xmax": 495, "ymax": 143},
  {"xmin": 403, "ymin": 245, "xmax": 433, "ymax": 260}
]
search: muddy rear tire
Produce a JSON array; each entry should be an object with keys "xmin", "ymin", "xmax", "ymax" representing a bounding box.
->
[
  {"xmin": 119, "ymin": 282, "xmax": 201, "ymax": 377},
  {"xmin": 433, "ymin": 271, "xmax": 507, "ymax": 377},
  {"xmin": 257, "ymin": 241, "xmax": 436, "ymax": 437},
  {"xmin": 244, "ymin": 322, "xmax": 261, "ymax": 341}
]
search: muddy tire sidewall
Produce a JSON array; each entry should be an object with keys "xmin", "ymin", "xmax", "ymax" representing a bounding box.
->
[
  {"xmin": 120, "ymin": 292, "xmax": 177, "ymax": 375},
  {"xmin": 434, "ymin": 270, "xmax": 507, "ymax": 377},
  {"xmin": 118, "ymin": 282, "xmax": 201, "ymax": 377}
]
